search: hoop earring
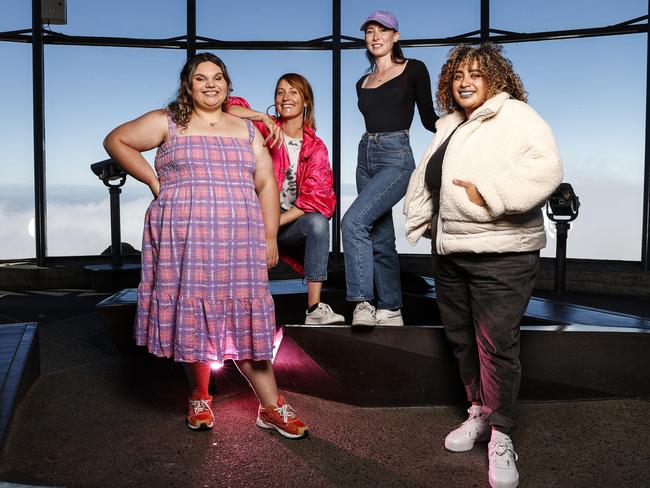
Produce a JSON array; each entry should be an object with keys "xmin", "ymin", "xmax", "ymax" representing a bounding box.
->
[{"xmin": 266, "ymin": 104, "xmax": 279, "ymax": 119}]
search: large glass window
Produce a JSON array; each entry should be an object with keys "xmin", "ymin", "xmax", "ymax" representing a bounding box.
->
[
  {"xmin": 491, "ymin": 0, "xmax": 647, "ymax": 32},
  {"xmin": 197, "ymin": 1, "xmax": 331, "ymax": 41},
  {"xmin": 342, "ymin": 0, "xmax": 479, "ymax": 39},
  {"xmin": 44, "ymin": 0, "xmax": 185, "ymax": 38},
  {"xmin": 504, "ymin": 35, "xmax": 646, "ymax": 260},
  {"xmin": 2, "ymin": 1, "xmax": 649, "ymax": 264},
  {"xmin": 0, "ymin": 43, "xmax": 34, "ymax": 260},
  {"xmin": 44, "ymin": 46, "xmax": 185, "ymax": 256},
  {"xmin": 0, "ymin": 1, "xmax": 31, "ymax": 31}
]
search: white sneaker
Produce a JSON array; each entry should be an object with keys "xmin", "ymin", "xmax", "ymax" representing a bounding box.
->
[
  {"xmin": 375, "ymin": 309, "xmax": 404, "ymax": 326},
  {"xmin": 444, "ymin": 405, "xmax": 491, "ymax": 452},
  {"xmin": 352, "ymin": 301, "xmax": 375, "ymax": 326},
  {"xmin": 305, "ymin": 303, "xmax": 345, "ymax": 325},
  {"xmin": 488, "ymin": 432, "xmax": 519, "ymax": 488}
]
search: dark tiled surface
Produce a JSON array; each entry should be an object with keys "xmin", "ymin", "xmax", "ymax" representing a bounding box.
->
[{"xmin": 0, "ymin": 289, "xmax": 649, "ymax": 487}]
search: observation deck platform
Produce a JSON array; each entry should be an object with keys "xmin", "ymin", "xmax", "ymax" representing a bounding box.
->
[{"xmin": 0, "ymin": 280, "xmax": 648, "ymax": 487}]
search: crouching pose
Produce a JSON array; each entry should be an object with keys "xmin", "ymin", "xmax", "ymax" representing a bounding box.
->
[{"xmin": 228, "ymin": 73, "xmax": 344, "ymax": 325}]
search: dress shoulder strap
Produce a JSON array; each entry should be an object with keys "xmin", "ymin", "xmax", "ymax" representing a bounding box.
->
[
  {"xmin": 165, "ymin": 109, "xmax": 179, "ymax": 138},
  {"xmin": 245, "ymin": 119, "xmax": 255, "ymax": 144}
]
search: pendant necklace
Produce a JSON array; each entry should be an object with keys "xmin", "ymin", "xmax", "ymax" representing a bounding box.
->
[
  {"xmin": 373, "ymin": 64, "xmax": 395, "ymax": 83},
  {"xmin": 196, "ymin": 113, "xmax": 223, "ymax": 127}
]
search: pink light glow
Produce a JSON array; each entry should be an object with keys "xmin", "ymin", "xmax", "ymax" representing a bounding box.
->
[
  {"xmin": 210, "ymin": 361, "xmax": 224, "ymax": 370},
  {"xmin": 272, "ymin": 327, "xmax": 284, "ymax": 362}
]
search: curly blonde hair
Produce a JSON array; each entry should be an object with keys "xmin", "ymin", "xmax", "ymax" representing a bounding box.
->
[
  {"xmin": 436, "ymin": 43, "xmax": 527, "ymax": 115},
  {"xmin": 168, "ymin": 53, "xmax": 232, "ymax": 128}
]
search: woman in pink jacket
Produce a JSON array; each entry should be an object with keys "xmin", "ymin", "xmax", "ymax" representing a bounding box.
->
[{"xmin": 228, "ymin": 73, "xmax": 344, "ymax": 325}]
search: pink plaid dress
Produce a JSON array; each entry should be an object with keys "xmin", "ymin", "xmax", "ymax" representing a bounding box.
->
[{"xmin": 135, "ymin": 113, "xmax": 275, "ymax": 362}]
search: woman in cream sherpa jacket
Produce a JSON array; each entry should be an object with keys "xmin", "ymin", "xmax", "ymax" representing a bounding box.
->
[
  {"xmin": 404, "ymin": 44, "xmax": 562, "ymax": 488},
  {"xmin": 403, "ymin": 91, "xmax": 562, "ymax": 254}
]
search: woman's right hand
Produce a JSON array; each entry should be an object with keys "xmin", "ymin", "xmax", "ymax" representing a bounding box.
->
[
  {"xmin": 261, "ymin": 115, "xmax": 284, "ymax": 149},
  {"xmin": 265, "ymin": 238, "xmax": 279, "ymax": 269}
]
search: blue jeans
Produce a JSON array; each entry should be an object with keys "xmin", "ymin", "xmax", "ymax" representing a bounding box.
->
[
  {"xmin": 342, "ymin": 130, "xmax": 415, "ymax": 309},
  {"xmin": 277, "ymin": 212, "xmax": 329, "ymax": 281}
]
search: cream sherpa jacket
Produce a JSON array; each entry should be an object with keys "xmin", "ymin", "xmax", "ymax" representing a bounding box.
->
[{"xmin": 403, "ymin": 92, "xmax": 563, "ymax": 254}]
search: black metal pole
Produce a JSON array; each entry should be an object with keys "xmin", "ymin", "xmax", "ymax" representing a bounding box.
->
[
  {"xmin": 642, "ymin": 0, "xmax": 650, "ymax": 271},
  {"xmin": 554, "ymin": 222, "xmax": 570, "ymax": 294},
  {"xmin": 32, "ymin": 0, "xmax": 47, "ymax": 266},
  {"xmin": 109, "ymin": 186, "xmax": 123, "ymax": 268},
  {"xmin": 332, "ymin": 0, "xmax": 342, "ymax": 261},
  {"xmin": 480, "ymin": 0, "xmax": 490, "ymax": 43},
  {"xmin": 187, "ymin": 0, "xmax": 196, "ymax": 58}
]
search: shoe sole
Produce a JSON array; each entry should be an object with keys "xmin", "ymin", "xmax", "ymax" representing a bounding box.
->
[
  {"xmin": 489, "ymin": 472, "xmax": 519, "ymax": 488},
  {"xmin": 376, "ymin": 322, "xmax": 404, "ymax": 326},
  {"xmin": 351, "ymin": 320, "xmax": 375, "ymax": 327},
  {"xmin": 187, "ymin": 419, "xmax": 213, "ymax": 431},
  {"xmin": 256, "ymin": 416, "xmax": 309, "ymax": 439},
  {"xmin": 305, "ymin": 319, "xmax": 346, "ymax": 325}
]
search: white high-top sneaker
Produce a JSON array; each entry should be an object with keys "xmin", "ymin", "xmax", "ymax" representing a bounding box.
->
[
  {"xmin": 488, "ymin": 430, "xmax": 519, "ymax": 488},
  {"xmin": 444, "ymin": 405, "xmax": 491, "ymax": 452}
]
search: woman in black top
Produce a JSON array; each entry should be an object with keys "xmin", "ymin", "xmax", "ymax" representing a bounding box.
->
[{"xmin": 342, "ymin": 10, "xmax": 438, "ymax": 326}]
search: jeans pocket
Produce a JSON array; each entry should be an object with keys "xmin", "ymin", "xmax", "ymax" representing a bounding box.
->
[{"xmin": 378, "ymin": 135, "xmax": 406, "ymax": 153}]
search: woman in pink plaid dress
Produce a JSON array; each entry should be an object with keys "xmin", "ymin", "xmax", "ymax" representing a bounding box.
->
[{"xmin": 104, "ymin": 53, "xmax": 308, "ymax": 438}]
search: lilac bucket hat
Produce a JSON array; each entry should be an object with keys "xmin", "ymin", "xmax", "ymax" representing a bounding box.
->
[{"xmin": 360, "ymin": 10, "xmax": 399, "ymax": 31}]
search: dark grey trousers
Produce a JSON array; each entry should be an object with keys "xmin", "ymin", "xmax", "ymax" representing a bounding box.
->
[{"xmin": 433, "ymin": 251, "xmax": 539, "ymax": 434}]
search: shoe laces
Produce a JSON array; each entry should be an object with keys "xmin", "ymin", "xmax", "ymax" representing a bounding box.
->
[
  {"xmin": 492, "ymin": 441, "xmax": 519, "ymax": 463},
  {"xmin": 190, "ymin": 399, "xmax": 211, "ymax": 415},
  {"xmin": 274, "ymin": 402, "xmax": 297, "ymax": 424},
  {"xmin": 317, "ymin": 303, "xmax": 333, "ymax": 314},
  {"xmin": 356, "ymin": 302, "xmax": 374, "ymax": 313}
]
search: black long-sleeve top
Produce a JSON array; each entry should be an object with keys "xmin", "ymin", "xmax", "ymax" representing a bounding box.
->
[{"xmin": 356, "ymin": 58, "xmax": 438, "ymax": 133}]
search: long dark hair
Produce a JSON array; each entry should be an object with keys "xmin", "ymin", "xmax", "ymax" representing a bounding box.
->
[
  {"xmin": 364, "ymin": 24, "xmax": 406, "ymax": 72},
  {"xmin": 167, "ymin": 53, "xmax": 233, "ymax": 128}
]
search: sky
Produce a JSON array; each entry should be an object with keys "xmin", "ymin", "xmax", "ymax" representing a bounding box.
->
[{"xmin": 0, "ymin": 0, "xmax": 647, "ymax": 261}]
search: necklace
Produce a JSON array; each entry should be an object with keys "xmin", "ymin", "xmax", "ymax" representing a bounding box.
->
[
  {"xmin": 372, "ymin": 64, "xmax": 397, "ymax": 82},
  {"xmin": 195, "ymin": 113, "xmax": 223, "ymax": 128}
]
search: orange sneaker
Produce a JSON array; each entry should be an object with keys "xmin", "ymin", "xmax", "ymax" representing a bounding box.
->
[
  {"xmin": 186, "ymin": 395, "xmax": 214, "ymax": 431},
  {"xmin": 256, "ymin": 395, "xmax": 308, "ymax": 439}
]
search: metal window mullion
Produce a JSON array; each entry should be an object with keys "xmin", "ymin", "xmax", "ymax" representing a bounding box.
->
[
  {"xmin": 187, "ymin": 0, "xmax": 196, "ymax": 58},
  {"xmin": 642, "ymin": 1, "xmax": 650, "ymax": 271},
  {"xmin": 481, "ymin": 0, "xmax": 490, "ymax": 42},
  {"xmin": 332, "ymin": 0, "xmax": 342, "ymax": 261},
  {"xmin": 32, "ymin": 0, "xmax": 47, "ymax": 266}
]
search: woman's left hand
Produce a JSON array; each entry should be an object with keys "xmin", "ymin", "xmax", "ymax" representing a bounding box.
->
[
  {"xmin": 265, "ymin": 238, "xmax": 279, "ymax": 269},
  {"xmin": 453, "ymin": 179, "xmax": 487, "ymax": 207},
  {"xmin": 262, "ymin": 115, "xmax": 284, "ymax": 149}
]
